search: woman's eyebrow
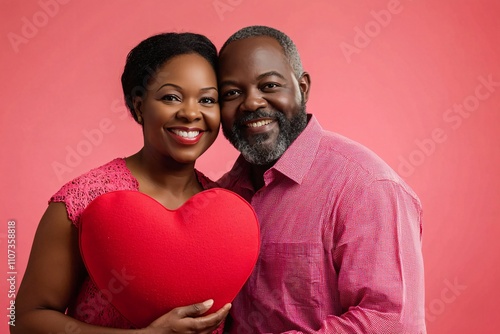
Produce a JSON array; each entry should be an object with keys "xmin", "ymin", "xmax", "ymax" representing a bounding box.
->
[{"xmin": 156, "ymin": 83, "xmax": 182, "ymax": 92}]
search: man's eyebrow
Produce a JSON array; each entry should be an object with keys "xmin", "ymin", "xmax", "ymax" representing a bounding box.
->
[
  {"xmin": 257, "ymin": 71, "xmax": 286, "ymax": 80},
  {"xmin": 219, "ymin": 80, "xmax": 238, "ymax": 88},
  {"xmin": 219, "ymin": 71, "xmax": 286, "ymax": 88}
]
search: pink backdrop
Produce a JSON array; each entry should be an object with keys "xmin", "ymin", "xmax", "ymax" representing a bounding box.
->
[{"xmin": 1, "ymin": 0, "xmax": 499, "ymax": 332}]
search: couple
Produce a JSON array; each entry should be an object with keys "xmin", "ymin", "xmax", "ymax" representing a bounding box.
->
[{"xmin": 14, "ymin": 26, "xmax": 426, "ymax": 333}]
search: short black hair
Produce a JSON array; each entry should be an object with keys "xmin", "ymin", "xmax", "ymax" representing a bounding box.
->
[
  {"xmin": 121, "ymin": 32, "xmax": 218, "ymax": 122},
  {"xmin": 220, "ymin": 25, "xmax": 303, "ymax": 79}
]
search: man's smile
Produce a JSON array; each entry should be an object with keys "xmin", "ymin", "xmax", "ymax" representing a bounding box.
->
[{"xmin": 243, "ymin": 118, "xmax": 277, "ymax": 135}]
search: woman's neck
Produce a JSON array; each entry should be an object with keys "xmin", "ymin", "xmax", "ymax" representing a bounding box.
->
[{"xmin": 125, "ymin": 149, "xmax": 203, "ymax": 209}]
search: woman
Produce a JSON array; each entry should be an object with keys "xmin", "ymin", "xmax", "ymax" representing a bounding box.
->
[{"xmin": 13, "ymin": 32, "xmax": 231, "ymax": 333}]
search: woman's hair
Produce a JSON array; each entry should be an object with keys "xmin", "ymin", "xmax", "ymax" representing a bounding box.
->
[{"xmin": 121, "ymin": 32, "xmax": 218, "ymax": 122}]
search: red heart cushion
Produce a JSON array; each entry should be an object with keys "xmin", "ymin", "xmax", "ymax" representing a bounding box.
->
[{"xmin": 79, "ymin": 188, "xmax": 260, "ymax": 328}]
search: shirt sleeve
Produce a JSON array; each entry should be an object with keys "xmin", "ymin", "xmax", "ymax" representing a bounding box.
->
[{"xmin": 292, "ymin": 179, "xmax": 426, "ymax": 333}]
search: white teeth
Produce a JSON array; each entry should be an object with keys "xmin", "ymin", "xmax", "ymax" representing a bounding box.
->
[
  {"xmin": 171, "ymin": 129, "xmax": 200, "ymax": 138},
  {"xmin": 247, "ymin": 119, "xmax": 273, "ymax": 128}
]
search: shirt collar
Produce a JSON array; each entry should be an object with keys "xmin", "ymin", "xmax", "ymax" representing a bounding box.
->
[
  {"xmin": 230, "ymin": 114, "xmax": 323, "ymax": 186},
  {"xmin": 270, "ymin": 114, "xmax": 323, "ymax": 184}
]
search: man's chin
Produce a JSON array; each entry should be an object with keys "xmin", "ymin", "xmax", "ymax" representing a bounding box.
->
[
  {"xmin": 223, "ymin": 127, "xmax": 284, "ymax": 165},
  {"xmin": 246, "ymin": 134, "xmax": 276, "ymax": 148}
]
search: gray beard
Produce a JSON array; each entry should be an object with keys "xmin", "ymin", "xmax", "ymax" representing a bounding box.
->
[{"xmin": 222, "ymin": 105, "xmax": 308, "ymax": 165}]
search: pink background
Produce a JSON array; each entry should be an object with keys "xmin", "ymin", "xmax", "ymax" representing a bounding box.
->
[{"xmin": 1, "ymin": 0, "xmax": 499, "ymax": 332}]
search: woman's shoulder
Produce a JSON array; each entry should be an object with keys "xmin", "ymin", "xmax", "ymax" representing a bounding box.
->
[
  {"xmin": 49, "ymin": 158, "xmax": 139, "ymax": 226},
  {"xmin": 52, "ymin": 158, "xmax": 135, "ymax": 195},
  {"xmin": 195, "ymin": 169, "xmax": 214, "ymax": 189}
]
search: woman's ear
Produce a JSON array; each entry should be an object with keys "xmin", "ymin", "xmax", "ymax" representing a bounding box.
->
[
  {"xmin": 132, "ymin": 96, "xmax": 143, "ymax": 124},
  {"xmin": 298, "ymin": 72, "xmax": 311, "ymax": 103}
]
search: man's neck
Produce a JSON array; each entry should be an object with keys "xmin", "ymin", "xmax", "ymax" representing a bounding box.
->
[{"xmin": 249, "ymin": 162, "xmax": 274, "ymax": 191}]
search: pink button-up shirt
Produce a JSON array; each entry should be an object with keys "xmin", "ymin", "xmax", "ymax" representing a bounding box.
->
[{"xmin": 216, "ymin": 115, "xmax": 426, "ymax": 333}]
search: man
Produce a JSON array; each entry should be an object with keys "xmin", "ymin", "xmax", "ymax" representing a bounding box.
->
[{"xmin": 216, "ymin": 26, "xmax": 426, "ymax": 333}]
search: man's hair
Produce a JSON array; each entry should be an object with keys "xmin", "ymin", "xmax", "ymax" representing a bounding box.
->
[
  {"xmin": 121, "ymin": 32, "xmax": 217, "ymax": 122},
  {"xmin": 220, "ymin": 25, "xmax": 304, "ymax": 79}
]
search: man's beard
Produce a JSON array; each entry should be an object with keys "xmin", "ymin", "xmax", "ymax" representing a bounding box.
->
[{"xmin": 222, "ymin": 104, "xmax": 308, "ymax": 165}]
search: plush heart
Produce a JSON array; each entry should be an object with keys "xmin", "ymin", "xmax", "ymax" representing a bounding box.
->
[{"xmin": 79, "ymin": 188, "xmax": 260, "ymax": 328}]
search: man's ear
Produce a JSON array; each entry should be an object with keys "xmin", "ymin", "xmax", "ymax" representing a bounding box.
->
[{"xmin": 298, "ymin": 72, "xmax": 311, "ymax": 103}]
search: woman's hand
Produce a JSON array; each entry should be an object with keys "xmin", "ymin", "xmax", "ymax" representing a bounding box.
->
[{"xmin": 144, "ymin": 300, "xmax": 231, "ymax": 334}]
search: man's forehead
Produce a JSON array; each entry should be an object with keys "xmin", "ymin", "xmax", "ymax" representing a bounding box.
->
[
  {"xmin": 219, "ymin": 36, "xmax": 289, "ymax": 73},
  {"xmin": 221, "ymin": 36, "xmax": 285, "ymax": 59}
]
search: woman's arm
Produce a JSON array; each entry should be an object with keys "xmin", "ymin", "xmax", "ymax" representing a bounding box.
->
[{"xmin": 12, "ymin": 202, "xmax": 229, "ymax": 334}]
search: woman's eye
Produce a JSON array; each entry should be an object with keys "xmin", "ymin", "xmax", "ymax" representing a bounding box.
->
[
  {"xmin": 200, "ymin": 97, "xmax": 217, "ymax": 104},
  {"xmin": 161, "ymin": 95, "xmax": 180, "ymax": 102}
]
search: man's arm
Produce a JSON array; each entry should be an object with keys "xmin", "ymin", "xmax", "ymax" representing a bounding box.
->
[{"xmin": 287, "ymin": 179, "xmax": 425, "ymax": 333}]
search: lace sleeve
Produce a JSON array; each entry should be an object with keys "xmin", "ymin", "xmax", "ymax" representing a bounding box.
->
[{"xmin": 49, "ymin": 158, "xmax": 139, "ymax": 228}]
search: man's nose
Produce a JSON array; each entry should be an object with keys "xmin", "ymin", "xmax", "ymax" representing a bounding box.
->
[{"xmin": 240, "ymin": 88, "xmax": 267, "ymax": 112}]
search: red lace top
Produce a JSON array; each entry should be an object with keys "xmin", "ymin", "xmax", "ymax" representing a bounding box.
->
[{"xmin": 50, "ymin": 158, "xmax": 222, "ymax": 332}]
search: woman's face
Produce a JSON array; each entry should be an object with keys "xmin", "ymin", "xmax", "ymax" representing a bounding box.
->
[{"xmin": 135, "ymin": 53, "xmax": 220, "ymax": 164}]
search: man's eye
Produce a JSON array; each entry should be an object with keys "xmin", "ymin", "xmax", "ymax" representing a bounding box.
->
[
  {"xmin": 161, "ymin": 95, "xmax": 180, "ymax": 102},
  {"xmin": 200, "ymin": 97, "xmax": 217, "ymax": 104},
  {"xmin": 263, "ymin": 83, "xmax": 279, "ymax": 89},
  {"xmin": 223, "ymin": 90, "xmax": 240, "ymax": 98}
]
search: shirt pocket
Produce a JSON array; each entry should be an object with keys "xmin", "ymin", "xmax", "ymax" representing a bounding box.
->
[{"xmin": 258, "ymin": 242, "xmax": 323, "ymax": 308}]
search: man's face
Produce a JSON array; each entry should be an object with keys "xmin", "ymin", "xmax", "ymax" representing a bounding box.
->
[{"xmin": 218, "ymin": 36, "xmax": 310, "ymax": 165}]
